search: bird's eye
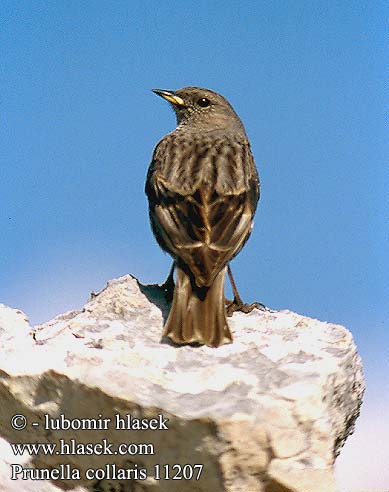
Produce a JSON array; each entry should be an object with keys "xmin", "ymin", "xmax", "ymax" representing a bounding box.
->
[{"xmin": 197, "ymin": 97, "xmax": 210, "ymax": 108}]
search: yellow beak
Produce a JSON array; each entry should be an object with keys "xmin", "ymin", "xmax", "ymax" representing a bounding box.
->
[{"xmin": 152, "ymin": 89, "xmax": 185, "ymax": 107}]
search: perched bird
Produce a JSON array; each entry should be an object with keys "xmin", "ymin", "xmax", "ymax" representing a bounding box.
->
[{"xmin": 145, "ymin": 87, "xmax": 259, "ymax": 347}]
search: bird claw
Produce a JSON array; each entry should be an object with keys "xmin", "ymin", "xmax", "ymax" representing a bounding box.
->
[
  {"xmin": 225, "ymin": 298, "xmax": 266, "ymax": 317},
  {"xmin": 158, "ymin": 263, "xmax": 176, "ymax": 303},
  {"xmin": 160, "ymin": 277, "xmax": 175, "ymax": 303}
]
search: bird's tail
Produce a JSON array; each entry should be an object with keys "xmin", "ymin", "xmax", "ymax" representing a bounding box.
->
[{"xmin": 163, "ymin": 266, "xmax": 232, "ymax": 347}]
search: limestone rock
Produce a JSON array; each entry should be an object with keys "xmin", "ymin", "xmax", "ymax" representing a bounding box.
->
[{"xmin": 0, "ymin": 275, "xmax": 365, "ymax": 492}]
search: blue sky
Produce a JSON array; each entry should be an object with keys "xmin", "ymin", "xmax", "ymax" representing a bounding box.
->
[{"xmin": 1, "ymin": 2, "xmax": 388, "ymax": 489}]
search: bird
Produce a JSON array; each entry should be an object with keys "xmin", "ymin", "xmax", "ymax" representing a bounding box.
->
[{"xmin": 145, "ymin": 87, "xmax": 260, "ymax": 347}]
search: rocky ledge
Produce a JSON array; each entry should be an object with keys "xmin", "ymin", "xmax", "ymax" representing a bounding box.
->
[{"xmin": 0, "ymin": 274, "xmax": 364, "ymax": 492}]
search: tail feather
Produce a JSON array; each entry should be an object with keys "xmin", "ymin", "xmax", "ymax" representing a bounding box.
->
[{"xmin": 163, "ymin": 266, "xmax": 232, "ymax": 347}]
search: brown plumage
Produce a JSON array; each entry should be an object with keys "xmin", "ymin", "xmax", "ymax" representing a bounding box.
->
[{"xmin": 145, "ymin": 87, "xmax": 259, "ymax": 347}]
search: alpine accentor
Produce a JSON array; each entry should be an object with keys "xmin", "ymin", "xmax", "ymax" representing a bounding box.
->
[{"xmin": 145, "ymin": 87, "xmax": 259, "ymax": 347}]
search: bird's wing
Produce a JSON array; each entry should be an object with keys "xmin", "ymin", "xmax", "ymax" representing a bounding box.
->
[{"xmin": 146, "ymin": 137, "xmax": 259, "ymax": 287}]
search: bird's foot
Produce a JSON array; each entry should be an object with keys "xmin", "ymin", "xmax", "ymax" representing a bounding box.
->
[
  {"xmin": 225, "ymin": 297, "xmax": 266, "ymax": 317},
  {"xmin": 160, "ymin": 275, "xmax": 175, "ymax": 303},
  {"xmin": 158, "ymin": 262, "xmax": 176, "ymax": 303}
]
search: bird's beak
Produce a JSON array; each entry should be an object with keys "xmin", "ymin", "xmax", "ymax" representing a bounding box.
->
[{"xmin": 152, "ymin": 89, "xmax": 185, "ymax": 107}]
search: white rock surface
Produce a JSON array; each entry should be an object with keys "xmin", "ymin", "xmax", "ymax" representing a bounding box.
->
[{"xmin": 0, "ymin": 275, "xmax": 365, "ymax": 492}]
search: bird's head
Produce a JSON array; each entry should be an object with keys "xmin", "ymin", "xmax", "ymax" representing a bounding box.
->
[{"xmin": 152, "ymin": 86, "xmax": 245, "ymax": 135}]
